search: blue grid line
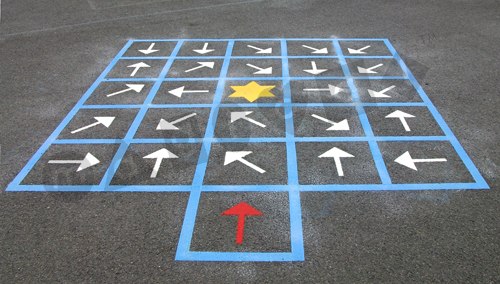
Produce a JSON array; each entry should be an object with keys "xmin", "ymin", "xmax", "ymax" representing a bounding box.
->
[
  {"xmin": 120, "ymin": 56, "xmax": 394, "ymax": 60},
  {"xmin": 103, "ymin": 76, "xmax": 409, "ymax": 82},
  {"xmin": 131, "ymin": 38, "xmax": 388, "ymax": 42}
]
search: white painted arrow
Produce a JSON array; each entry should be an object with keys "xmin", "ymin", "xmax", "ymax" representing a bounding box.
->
[
  {"xmin": 303, "ymin": 84, "xmax": 345, "ymax": 96},
  {"xmin": 138, "ymin": 43, "xmax": 159, "ymax": 55},
  {"xmin": 347, "ymin": 45, "xmax": 371, "ymax": 54},
  {"xmin": 231, "ymin": 111, "xmax": 266, "ymax": 128},
  {"xmin": 127, "ymin": 62, "xmax": 150, "ymax": 77},
  {"xmin": 385, "ymin": 110, "xmax": 415, "ymax": 132},
  {"xmin": 357, "ymin": 63, "xmax": 383, "ymax": 74},
  {"xmin": 106, "ymin": 84, "xmax": 145, "ymax": 97},
  {"xmin": 185, "ymin": 62, "xmax": 215, "ymax": 73},
  {"xmin": 247, "ymin": 44, "xmax": 272, "ymax": 54},
  {"xmin": 395, "ymin": 151, "xmax": 447, "ymax": 171},
  {"xmin": 48, "ymin": 152, "xmax": 100, "ymax": 172},
  {"xmin": 311, "ymin": 114, "xmax": 349, "ymax": 131},
  {"xmin": 224, "ymin": 151, "xmax": 266, "ymax": 174},
  {"xmin": 168, "ymin": 86, "xmax": 209, "ymax": 98},
  {"xmin": 143, "ymin": 148, "xmax": 179, "ymax": 178},
  {"xmin": 318, "ymin": 147, "xmax": 354, "ymax": 177},
  {"xmin": 304, "ymin": 61, "xmax": 327, "ymax": 75},
  {"xmin": 156, "ymin": 113, "xmax": 197, "ymax": 130},
  {"xmin": 246, "ymin": 63, "xmax": 273, "ymax": 75},
  {"xmin": 71, "ymin": 117, "xmax": 115, "ymax": 134},
  {"xmin": 302, "ymin": 44, "xmax": 328, "ymax": 54},
  {"xmin": 193, "ymin": 43, "xmax": 214, "ymax": 54},
  {"xmin": 367, "ymin": 85, "xmax": 395, "ymax": 98}
]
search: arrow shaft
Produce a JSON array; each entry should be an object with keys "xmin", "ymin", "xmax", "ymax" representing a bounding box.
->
[
  {"xmin": 243, "ymin": 117, "xmax": 266, "ymax": 128},
  {"xmin": 130, "ymin": 66, "xmax": 141, "ymax": 76},
  {"xmin": 414, "ymin": 158, "xmax": 447, "ymax": 163},
  {"xmin": 302, "ymin": 44, "xmax": 318, "ymax": 52},
  {"xmin": 71, "ymin": 121, "xmax": 99, "ymax": 134},
  {"xmin": 398, "ymin": 117, "xmax": 411, "ymax": 132},
  {"xmin": 106, "ymin": 87, "xmax": 132, "ymax": 97},
  {"xmin": 379, "ymin": 85, "xmax": 396, "ymax": 94},
  {"xmin": 239, "ymin": 158, "xmax": 266, "ymax": 174},
  {"xmin": 334, "ymin": 156, "xmax": 345, "ymax": 176},
  {"xmin": 150, "ymin": 158, "xmax": 163, "ymax": 178},
  {"xmin": 304, "ymin": 88, "xmax": 329, "ymax": 92},
  {"xmin": 182, "ymin": 90, "xmax": 209, "ymax": 94},
  {"xmin": 311, "ymin": 114, "xmax": 335, "ymax": 125},
  {"xmin": 357, "ymin": 45, "xmax": 371, "ymax": 52},
  {"xmin": 185, "ymin": 65, "xmax": 204, "ymax": 73},
  {"xmin": 146, "ymin": 43, "xmax": 156, "ymax": 50},
  {"xmin": 48, "ymin": 160, "xmax": 81, "ymax": 164},
  {"xmin": 246, "ymin": 63, "xmax": 264, "ymax": 71},
  {"xmin": 367, "ymin": 63, "xmax": 383, "ymax": 71},
  {"xmin": 202, "ymin": 43, "xmax": 209, "ymax": 50},
  {"xmin": 170, "ymin": 113, "xmax": 197, "ymax": 125},
  {"xmin": 247, "ymin": 45, "xmax": 263, "ymax": 52},
  {"xmin": 235, "ymin": 216, "xmax": 246, "ymax": 244},
  {"xmin": 310, "ymin": 61, "xmax": 318, "ymax": 70}
]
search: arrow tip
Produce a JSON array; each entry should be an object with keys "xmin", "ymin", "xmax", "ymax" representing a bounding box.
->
[
  {"xmin": 394, "ymin": 151, "xmax": 418, "ymax": 170},
  {"xmin": 312, "ymin": 48, "xmax": 328, "ymax": 54},
  {"xmin": 326, "ymin": 119, "xmax": 350, "ymax": 131},
  {"xmin": 327, "ymin": 84, "xmax": 344, "ymax": 96},
  {"xmin": 224, "ymin": 151, "xmax": 252, "ymax": 165},
  {"xmin": 318, "ymin": 147, "xmax": 354, "ymax": 158},
  {"xmin": 143, "ymin": 148, "xmax": 179, "ymax": 159},
  {"xmin": 385, "ymin": 110, "xmax": 415, "ymax": 118},
  {"xmin": 156, "ymin": 118, "xmax": 179, "ymax": 130},
  {"xmin": 94, "ymin": 117, "xmax": 115, "ymax": 128},
  {"xmin": 126, "ymin": 84, "xmax": 145, "ymax": 93},
  {"xmin": 168, "ymin": 86, "xmax": 185, "ymax": 98},
  {"xmin": 222, "ymin": 202, "xmax": 263, "ymax": 216},
  {"xmin": 199, "ymin": 62, "xmax": 215, "ymax": 69},
  {"xmin": 230, "ymin": 111, "xmax": 253, "ymax": 123},
  {"xmin": 77, "ymin": 153, "xmax": 100, "ymax": 172}
]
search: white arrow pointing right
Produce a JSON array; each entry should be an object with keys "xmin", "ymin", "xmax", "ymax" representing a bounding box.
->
[
  {"xmin": 48, "ymin": 153, "xmax": 100, "ymax": 172},
  {"xmin": 319, "ymin": 147, "xmax": 354, "ymax": 176},
  {"xmin": 185, "ymin": 62, "xmax": 215, "ymax": 73},
  {"xmin": 106, "ymin": 84, "xmax": 145, "ymax": 97},
  {"xmin": 303, "ymin": 84, "xmax": 345, "ymax": 96},
  {"xmin": 224, "ymin": 151, "xmax": 266, "ymax": 174},
  {"xmin": 302, "ymin": 44, "xmax": 328, "ymax": 54},
  {"xmin": 143, "ymin": 148, "xmax": 179, "ymax": 178},
  {"xmin": 395, "ymin": 151, "xmax": 447, "ymax": 171},
  {"xmin": 71, "ymin": 117, "xmax": 115, "ymax": 134},
  {"xmin": 385, "ymin": 110, "xmax": 415, "ymax": 132},
  {"xmin": 247, "ymin": 44, "xmax": 272, "ymax": 54},
  {"xmin": 246, "ymin": 63, "xmax": 273, "ymax": 75},
  {"xmin": 311, "ymin": 114, "xmax": 349, "ymax": 131}
]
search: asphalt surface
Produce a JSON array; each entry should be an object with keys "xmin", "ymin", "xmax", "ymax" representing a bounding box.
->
[{"xmin": 1, "ymin": 0, "xmax": 499, "ymax": 282}]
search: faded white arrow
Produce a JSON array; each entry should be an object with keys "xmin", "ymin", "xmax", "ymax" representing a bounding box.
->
[
  {"xmin": 347, "ymin": 45, "xmax": 371, "ymax": 54},
  {"xmin": 106, "ymin": 84, "xmax": 145, "ymax": 97},
  {"xmin": 246, "ymin": 63, "xmax": 273, "ymax": 75},
  {"xmin": 143, "ymin": 148, "xmax": 179, "ymax": 178},
  {"xmin": 231, "ymin": 111, "xmax": 266, "ymax": 128},
  {"xmin": 168, "ymin": 86, "xmax": 209, "ymax": 98},
  {"xmin": 48, "ymin": 152, "xmax": 100, "ymax": 172},
  {"xmin": 247, "ymin": 44, "xmax": 272, "ymax": 54},
  {"xmin": 71, "ymin": 117, "xmax": 115, "ymax": 134},
  {"xmin": 185, "ymin": 62, "xmax": 215, "ymax": 73},
  {"xmin": 303, "ymin": 84, "xmax": 345, "ymax": 96},
  {"xmin": 302, "ymin": 44, "xmax": 328, "ymax": 54},
  {"xmin": 311, "ymin": 114, "xmax": 349, "ymax": 131},
  {"xmin": 224, "ymin": 151, "xmax": 266, "ymax": 174},
  {"xmin": 357, "ymin": 63, "xmax": 383, "ymax": 74},
  {"xmin": 304, "ymin": 61, "xmax": 327, "ymax": 75},
  {"xmin": 395, "ymin": 151, "xmax": 447, "ymax": 171},
  {"xmin": 385, "ymin": 110, "xmax": 415, "ymax": 132},
  {"xmin": 193, "ymin": 43, "xmax": 214, "ymax": 54},
  {"xmin": 319, "ymin": 147, "xmax": 354, "ymax": 177},
  {"xmin": 367, "ymin": 85, "xmax": 395, "ymax": 98},
  {"xmin": 156, "ymin": 113, "xmax": 197, "ymax": 130},
  {"xmin": 127, "ymin": 62, "xmax": 150, "ymax": 77},
  {"xmin": 138, "ymin": 43, "xmax": 159, "ymax": 55}
]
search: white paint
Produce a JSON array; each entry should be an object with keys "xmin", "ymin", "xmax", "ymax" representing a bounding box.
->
[
  {"xmin": 193, "ymin": 43, "xmax": 214, "ymax": 54},
  {"xmin": 357, "ymin": 63, "xmax": 383, "ymax": 74},
  {"xmin": 303, "ymin": 84, "xmax": 345, "ymax": 96},
  {"xmin": 168, "ymin": 86, "xmax": 209, "ymax": 98},
  {"xmin": 385, "ymin": 110, "xmax": 415, "ymax": 132},
  {"xmin": 71, "ymin": 117, "xmax": 115, "ymax": 134},
  {"xmin": 224, "ymin": 151, "xmax": 266, "ymax": 173},
  {"xmin": 318, "ymin": 147, "xmax": 354, "ymax": 177},
  {"xmin": 395, "ymin": 151, "xmax": 447, "ymax": 171},
  {"xmin": 48, "ymin": 152, "xmax": 100, "ymax": 172},
  {"xmin": 303, "ymin": 61, "xmax": 327, "ymax": 75},
  {"xmin": 302, "ymin": 44, "xmax": 328, "ymax": 54},
  {"xmin": 156, "ymin": 113, "xmax": 197, "ymax": 130},
  {"xmin": 106, "ymin": 84, "xmax": 145, "ymax": 97},
  {"xmin": 184, "ymin": 61, "xmax": 215, "ymax": 73},
  {"xmin": 230, "ymin": 111, "xmax": 266, "ymax": 128},
  {"xmin": 245, "ymin": 63, "xmax": 273, "ymax": 75},
  {"xmin": 311, "ymin": 114, "xmax": 349, "ymax": 131},
  {"xmin": 138, "ymin": 43, "xmax": 159, "ymax": 54},
  {"xmin": 367, "ymin": 85, "xmax": 395, "ymax": 98},
  {"xmin": 143, "ymin": 148, "xmax": 179, "ymax": 178},
  {"xmin": 347, "ymin": 45, "xmax": 371, "ymax": 54},
  {"xmin": 127, "ymin": 62, "xmax": 150, "ymax": 76},
  {"xmin": 247, "ymin": 44, "xmax": 272, "ymax": 54}
]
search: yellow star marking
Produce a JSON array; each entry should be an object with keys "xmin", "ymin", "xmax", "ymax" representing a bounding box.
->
[{"xmin": 229, "ymin": 81, "xmax": 276, "ymax": 102}]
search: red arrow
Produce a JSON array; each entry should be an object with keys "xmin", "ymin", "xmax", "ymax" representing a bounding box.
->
[{"xmin": 222, "ymin": 202, "xmax": 263, "ymax": 245}]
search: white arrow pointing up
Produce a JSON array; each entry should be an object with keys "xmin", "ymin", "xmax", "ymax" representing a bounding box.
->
[
  {"xmin": 311, "ymin": 114, "xmax": 350, "ymax": 131},
  {"xmin": 185, "ymin": 62, "xmax": 215, "ymax": 73},
  {"xmin": 48, "ymin": 152, "xmax": 100, "ymax": 172},
  {"xmin": 231, "ymin": 111, "xmax": 266, "ymax": 128},
  {"xmin": 106, "ymin": 84, "xmax": 145, "ymax": 97},
  {"xmin": 347, "ymin": 45, "xmax": 371, "ymax": 54},
  {"xmin": 302, "ymin": 44, "xmax": 328, "ymax": 54},
  {"xmin": 303, "ymin": 84, "xmax": 345, "ymax": 96},
  {"xmin": 385, "ymin": 110, "xmax": 415, "ymax": 132},
  {"xmin": 357, "ymin": 63, "xmax": 383, "ymax": 74},
  {"xmin": 143, "ymin": 148, "xmax": 179, "ymax": 178},
  {"xmin": 246, "ymin": 63, "xmax": 273, "ymax": 75},
  {"xmin": 319, "ymin": 147, "xmax": 354, "ymax": 177},
  {"xmin": 193, "ymin": 43, "xmax": 214, "ymax": 54},
  {"xmin": 395, "ymin": 151, "xmax": 447, "ymax": 171},
  {"xmin": 367, "ymin": 85, "xmax": 395, "ymax": 98},
  {"xmin": 247, "ymin": 44, "xmax": 272, "ymax": 54},
  {"xmin": 224, "ymin": 151, "xmax": 265, "ymax": 173},
  {"xmin": 304, "ymin": 61, "xmax": 327, "ymax": 75},
  {"xmin": 138, "ymin": 43, "xmax": 159, "ymax": 55},
  {"xmin": 156, "ymin": 113, "xmax": 197, "ymax": 130},
  {"xmin": 71, "ymin": 117, "xmax": 115, "ymax": 134},
  {"xmin": 168, "ymin": 86, "xmax": 209, "ymax": 98},
  {"xmin": 127, "ymin": 62, "xmax": 150, "ymax": 76}
]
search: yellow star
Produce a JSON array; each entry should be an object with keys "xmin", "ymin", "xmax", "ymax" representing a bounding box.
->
[{"xmin": 229, "ymin": 81, "xmax": 276, "ymax": 102}]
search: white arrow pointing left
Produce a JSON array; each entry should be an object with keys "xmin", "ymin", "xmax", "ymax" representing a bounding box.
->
[
  {"xmin": 48, "ymin": 152, "xmax": 100, "ymax": 172},
  {"xmin": 347, "ymin": 45, "xmax": 371, "ymax": 54},
  {"xmin": 193, "ymin": 43, "xmax": 214, "ymax": 54},
  {"xmin": 156, "ymin": 113, "xmax": 197, "ymax": 130},
  {"xmin": 304, "ymin": 61, "xmax": 327, "ymax": 75},
  {"xmin": 138, "ymin": 43, "xmax": 159, "ymax": 55},
  {"xmin": 395, "ymin": 151, "xmax": 447, "ymax": 171},
  {"xmin": 168, "ymin": 86, "xmax": 209, "ymax": 98},
  {"xmin": 127, "ymin": 62, "xmax": 150, "ymax": 77},
  {"xmin": 143, "ymin": 148, "xmax": 179, "ymax": 178},
  {"xmin": 71, "ymin": 117, "xmax": 115, "ymax": 134},
  {"xmin": 106, "ymin": 84, "xmax": 145, "ymax": 97},
  {"xmin": 246, "ymin": 63, "xmax": 273, "ymax": 75},
  {"xmin": 231, "ymin": 111, "xmax": 266, "ymax": 128},
  {"xmin": 367, "ymin": 85, "xmax": 395, "ymax": 98},
  {"xmin": 185, "ymin": 62, "xmax": 215, "ymax": 73},
  {"xmin": 319, "ymin": 147, "xmax": 354, "ymax": 177},
  {"xmin": 224, "ymin": 151, "xmax": 266, "ymax": 174},
  {"xmin": 311, "ymin": 114, "xmax": 349, "ymax": 131},
  {"xmin": 385, "ymin": 110, "xmax": 415, "ymax": 132},
  {"xmin": 357, "ymin": 63, "xmax": 383, "ymax": 74},
  {"xmin": 303, "ymin": 84, "xmax": 345, "ymax": 96}
]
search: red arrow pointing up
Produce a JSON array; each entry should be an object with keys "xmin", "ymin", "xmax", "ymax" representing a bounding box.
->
[{"xmin": 222, "ymin": 202, "xmax": 263, "ymax": 245}]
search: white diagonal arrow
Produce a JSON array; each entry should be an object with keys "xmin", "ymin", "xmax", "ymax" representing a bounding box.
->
[
  {"xmin": 247, "ymin": 44, "xmax": 272, "ymax": 54},
  {"xmin": 156, "ymin": 113, "xmax": 197, "ymax": 130},
  {"xmin": 303, "ymin": 84, "xmax": 345, "ymax": 96},
  {"xmin": 311, "ymin": 114, "xmax": 349, "ymax": 131},
  {"xmin": 347, "ymin": 45, "xmax": 371, "ymax": 54},
  {"xmin": 357, "ymin": 63, "xmax": 383, "ymax": 74},
  {"xmin": 71, "ymin": 117, "xmax": 115, "ymax": 134},
  {"xmin": 231, "ymin": 111, "xmax": 266, "ymax": 128},
  {"xmin": 395, "ymin": 151, "xmax": 447, "ymax": 171},
  {"xmin": 168, "ymin": 86, "xmax": 209, "ymax": 98},
  {"xmin": 138, "ymin": 43, "xmax": 159, "ymax": 55},
  {"xmin": 143, "ymin": 148, "xmax": 179, "ymax": 178},
  {"xmin": 106, "ymin": 84, "xmax": 145, "ymax": 97},
  {"xmin": 246, "ymin": 63, "xmax": 272, "ymax": 75},
  {"xmin": 385, "ymin": 110, "xmax": 415, "ymax": 132},
  {"xmin": 127, "ymin": 62, "xmax": 150, "ymax": 77},
  {"xmin": 302, "ymin": 44, "xmax": 328, "ymax": 54},
  {"xmin": 48, "ymin": 152, "xmax": 100, "ymax": 172},
  {"xmin": 318, "ymin": 147, "xmax": 354, "ymax": 177},
  {"xmin": 367, "ymin": 85, "xmax": 395, "ymax": 98},
  {"xmin": 185, "ymin": 62, "xmax": 215, "ymax": 73},
  {"xmin": 304, "ymin": 61, "xmax": 327, "ymax": 75},
  {"xmin": 193, "ymin": 43, "xmax": 214, "ymax": 54},
  {"xmin": 224, "ymin": 151, "xmax": 266, "ymax": 174}
]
